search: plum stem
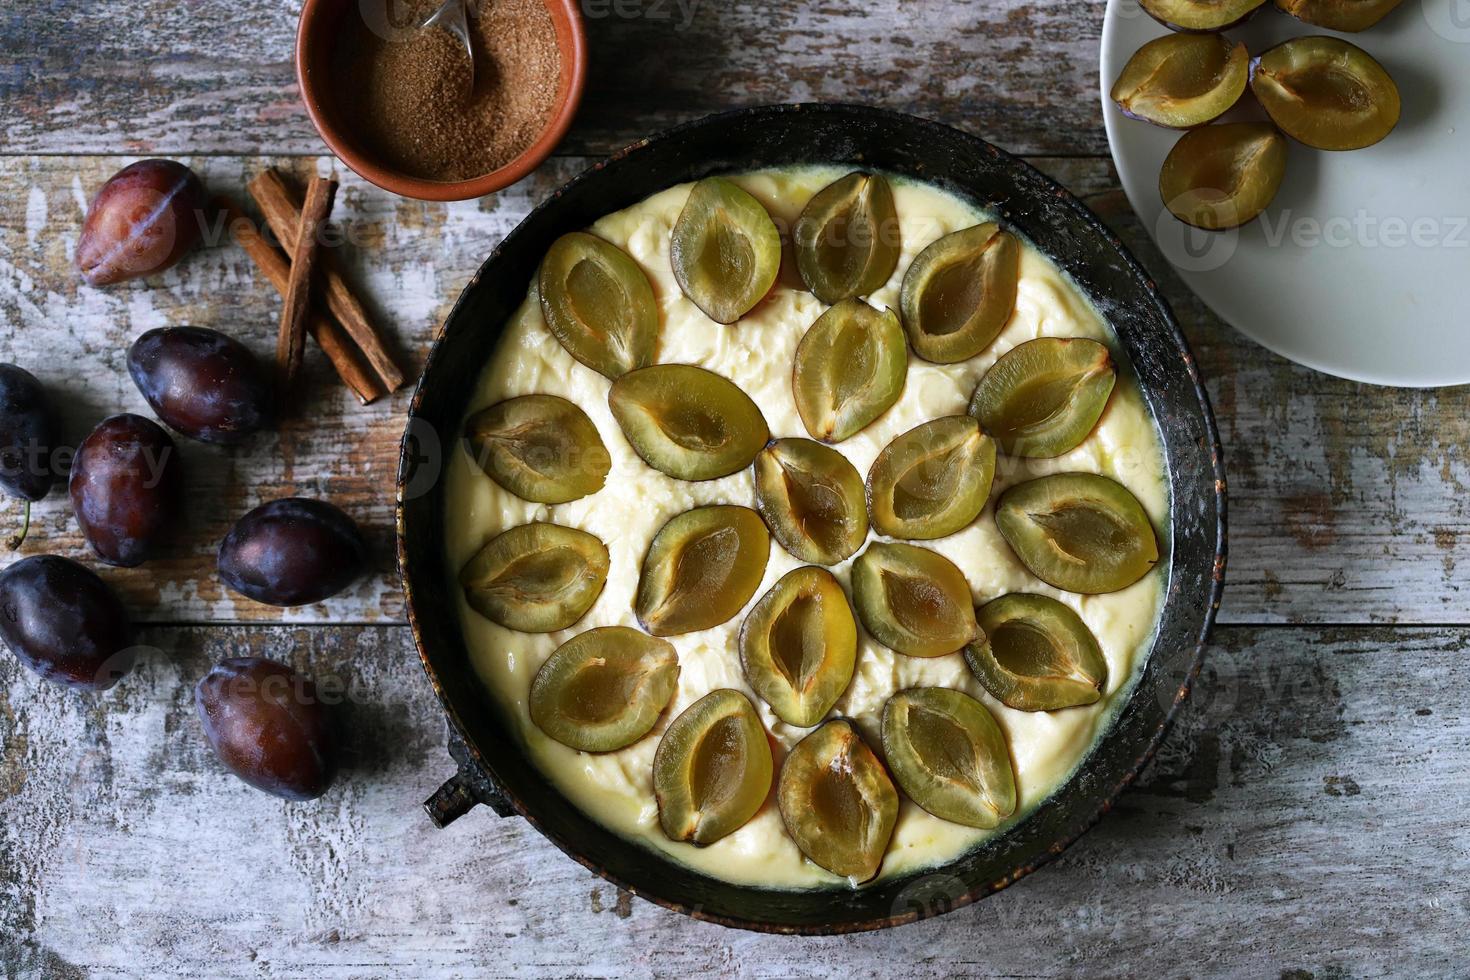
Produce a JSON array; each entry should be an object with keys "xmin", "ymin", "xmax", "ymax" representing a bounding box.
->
[{"xmin": 6, "ymin": 499, "xmax": 30, "ymax": 551}]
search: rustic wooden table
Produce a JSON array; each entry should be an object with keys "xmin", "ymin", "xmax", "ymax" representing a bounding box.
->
[{"xmin": 2, "ymin": 1, "xmax": 1467, "ymax": 976}]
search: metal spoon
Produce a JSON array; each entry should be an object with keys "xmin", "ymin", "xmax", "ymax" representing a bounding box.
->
[{"xmin": 422, "ymin": 0, "xmax": 475, "ymax": 88}]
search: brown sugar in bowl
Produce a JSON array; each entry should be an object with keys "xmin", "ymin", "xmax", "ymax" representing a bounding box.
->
[{"xmin": 295, "ymin": 0, "xmax": 587, "ymax": 201}]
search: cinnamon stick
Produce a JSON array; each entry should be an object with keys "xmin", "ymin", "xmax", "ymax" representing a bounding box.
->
[
  {"xmin": 277, "ymin": 176, "xmax": 337, "ymax": 391},
  {"xmin": 248, "ymin": 169, "xmax": 406, "ymax": 393},
  {"xmin": 216, "ymin": 196, "xmax": 382, "ymax": 405}
]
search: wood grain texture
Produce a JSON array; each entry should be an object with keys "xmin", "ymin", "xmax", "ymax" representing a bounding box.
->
[
  {"xmin": 1, "ymin": 624, "xmax": 1465, "ymax": 975},
  {"xmin": 4, "ymin": 3, "xmax": 1467, "ymax": 966},
  {"xmin": 1074, "ymin": 178, "xmax": 1470, "ymax": 626},
  {"xmin": 0, "ymin": 155, "xmax": 555, "ymax": 625},
  {"xmin": 0, "ymin": 0, "xmax": 1113, "ymax": 158},
  {"xmin": 1, "ymin": 155, "xmax": 1465, "ymax": 625}
]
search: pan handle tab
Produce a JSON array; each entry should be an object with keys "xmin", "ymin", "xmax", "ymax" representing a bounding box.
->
[{"xmin": 423, "ymin": 727, "xmax": 518, "ymax": 827}]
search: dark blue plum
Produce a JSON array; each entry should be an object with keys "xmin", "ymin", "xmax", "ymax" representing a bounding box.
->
[
  {"xmin": 69, "ymin": 414, "xmax": 182, "ymax": 567},
  {"xmin": 195, "ymin": 657, "xmax": 338, "ymax": 800},
  {"xmin": 0, "ymin": 364, "xmax": 57, "ymax": 503},
  {"xmin": 218, "ymin": 498, "xmax": 367, "ymax": 607},
  {"xmin": 128, "ymin": 327, "xmax": 272, "ymax": 445},
  {"xmin": 0, "ymin": 555, "xmax": 135, "ymax": 690},
  {"xmin": 0, "ymin": 364, "xmax": 59, "ymax": 549}
]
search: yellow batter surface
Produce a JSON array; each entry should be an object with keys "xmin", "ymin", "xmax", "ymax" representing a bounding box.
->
[{"xmin": 444, "ymin": 166, "xmax": 1168, "ymax": 889}]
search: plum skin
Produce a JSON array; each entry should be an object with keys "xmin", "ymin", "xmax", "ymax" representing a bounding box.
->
[
  {"xmin": 76, "ymin": 160, "xmax": 207, "ymax": 287},
  {"xmin": 1248, "ymin": 38, "xmax": 1400, "ymax": 151},
  {"xmin": 127, "ymin": 327, "xmax": 272, "ymax": 445},
  {"xmin": 0, "ymin": 364, "xmax": 58, "ymax": 503},
  {"xmin": 218, "ymin": 498, "xmax": 367, "ymax": 607},
  {"xmin": 195, "ymin": 657, "xmax": 338, "ymax": 801},
  {"xmin": 69, "ymin": 414, "xmax": 183, "ymax": 567},
  {"xmin": 0, "ymin": 555, "xmax": 135, "ymax": 690},
  {"xmin": 1159, "ymin": 122, "xmax": 1288, "ymax": 231},
  {"xmin": 1139, "ymin": 0, "xmax": 1266, "ymax": 31}
]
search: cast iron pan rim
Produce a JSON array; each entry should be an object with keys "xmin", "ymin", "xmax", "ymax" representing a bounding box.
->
[{"xmin": 396, "ymin": 102, "xmax": 1229, "ymax": 935}]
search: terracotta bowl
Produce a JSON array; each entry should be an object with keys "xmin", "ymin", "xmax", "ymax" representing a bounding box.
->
[{"xmin": 294, "ymin": 0, "xmax": 587, "ymax": 201}]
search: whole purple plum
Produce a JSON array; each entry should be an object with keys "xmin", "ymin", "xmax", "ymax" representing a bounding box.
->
[
  {"xmin": 70, "ymin": 414, "xmax": 182, "ymax": 567},
  {"xmin": 77, "ymin": 160, "xmax": 206, "ymax": 286},
  {"xmin": 128, "ymin": 327, "xmax": 272, "ymax": 445},
  {"xmin": 196, "ymin": 657, "xmax": 338, "ymax": 800},
  {"xmin": 218, "ymin": 498, "xmax": 367, "ymax": 607}
]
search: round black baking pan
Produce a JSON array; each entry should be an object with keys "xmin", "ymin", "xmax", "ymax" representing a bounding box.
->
[{"xmin": 397, "ymin": 102, "xmax": 1227, "ymax": 935}]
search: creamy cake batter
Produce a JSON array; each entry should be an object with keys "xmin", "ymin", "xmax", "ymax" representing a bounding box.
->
[{"xmin": 444, "ymin": 166, "xmax": 1169, "ymax": 888}]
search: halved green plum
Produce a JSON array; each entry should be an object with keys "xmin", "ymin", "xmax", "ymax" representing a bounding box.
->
[
  {"xmin": 1110, "ymin": 33, "xmax": 1249, "ymax": 129},
  {"xmin": 754, "ymin": 438, "xmax": 868, "ymax": 565},
  {"xmin": 1275, "ymin": 0, "xmax": 1404, "ymax": 32},
  {"xmin": 464, "ymin": 394, "xmax": 611, "ymax": 504},
  {"xmin": 529, "ymin": 627, "xmax": 680, "ymax": 752},
  {"xmin": 739, "ymin": 567, "xmax": 857, "ymax": 728},
  {"xmin": 794, "ymin": 172, "xmax": 901, "ymax": 304},
  {"xmin": 899, "ymin": 224, "xmax": 1020, "ymax": 364},
  {"xmin": 670, "ymin": 177, "xmax": 782, "ymax": 323},
  {"xmin": 1159, "ymin": 122, "xmax": 1287, "ymax": 230},
  {"xmin": 609, "ymin": 364, "xmax": 769, "ymax": 481},
  {"xmin": 460, "ymin": 523, "xmax": 610, "ymax": 632},
  {"xmin": 778, "ymin": 718, "xmax": 898, "ymax": 882},
  {"xmin": 1139, "ymin": 0, "xmax": 1266, "ymax": 31},
  {"xmin": 881, "ymin": 687, "xmax": 1016, "ymax": 828},
  {"xmin": 865, "ymin": 416, "xmax": 996, "ymax": 541},
  {"xmin": 966, "ymin": 593, "xmax": 1108, "ymax": 711},
  {"xmin": 852, "ymin": 542, "xmax": 978, "ymax": 658},
  {"xmin": 538, "ymin": 232, "xmax": 659, "ymax": 379},
  {"xmin": 654, "ymin": 689, "xmax": 773, "ymax": 845},
  {"xmin": 995, "ymin": 473, "xmax": 1160, "ymax": 594},
  {"xmin": 793, "ymin": 299, "xmax": 907, "ymax": 443},
  {"xmin": 636, "ymin": 505, "xmax": 770, "ymax": 636},
  {"xmin": 968, "ymin": 338, "xmax": 1117, "ymax": 458},
  {"xmin": 1250, "ymin": 36, "xmax": 1400, "ymax": 151}
]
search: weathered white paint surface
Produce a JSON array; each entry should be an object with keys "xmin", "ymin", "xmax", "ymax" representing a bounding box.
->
[
  {"xmin": 2, "ymin": 0, "xmax": 1469, "ymax": 975},
  {"xmin": 2, "ymin": 155, "xmax": 1467, "ymax": 626},
  {"xmin": 2, "ymin": 626, "xmax": 1467, "ymax": 976},
  {"xmin": 4, "ymin": 1, "xmax": 1112, "ymax": 158}
]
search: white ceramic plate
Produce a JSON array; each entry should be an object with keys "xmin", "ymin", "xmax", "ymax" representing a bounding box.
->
[{"xmin": 1100, "ymin": 0, "xmax": 1470, "ymax": 387}]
